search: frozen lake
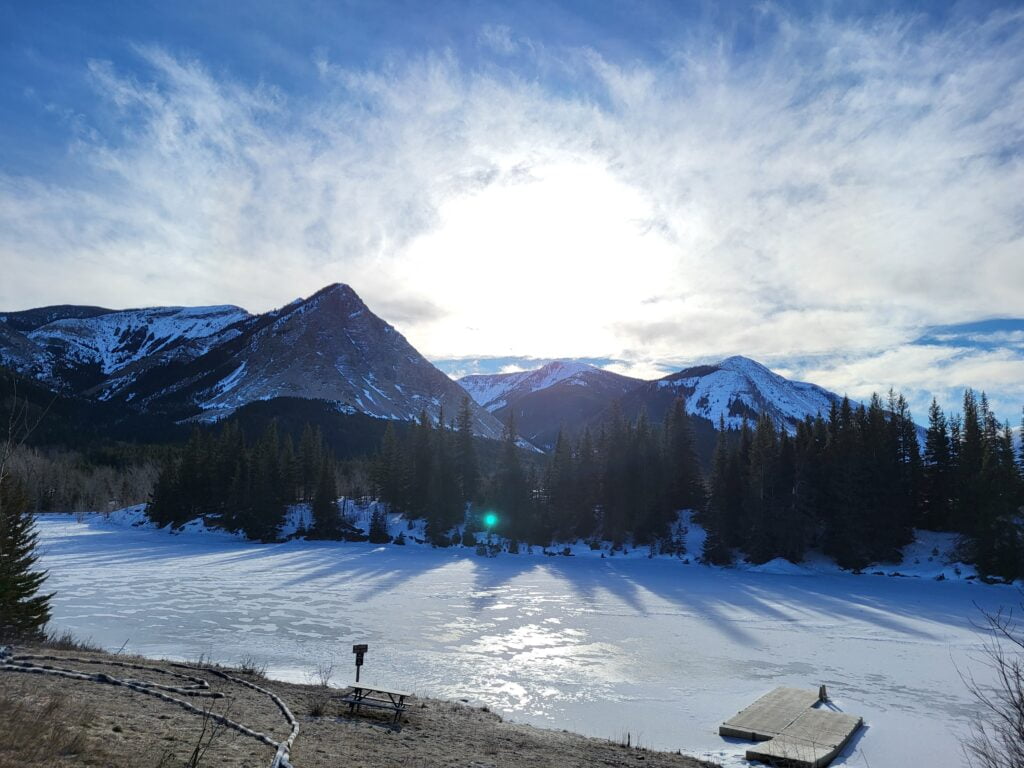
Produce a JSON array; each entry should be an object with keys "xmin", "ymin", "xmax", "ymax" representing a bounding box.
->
[{"xmin": 34, "ymin": 515, "xmax": 1011, "ymax": 768}]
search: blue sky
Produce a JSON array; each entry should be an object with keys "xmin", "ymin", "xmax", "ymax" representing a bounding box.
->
[{"xmin": 2, "ymin": 0, "xmax": 1023, "ymax": 423}]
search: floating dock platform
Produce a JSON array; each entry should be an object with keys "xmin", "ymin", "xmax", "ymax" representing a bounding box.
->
[{"xmin": 719, "ymin": 687, "xmax": 862, "ymax": 768}]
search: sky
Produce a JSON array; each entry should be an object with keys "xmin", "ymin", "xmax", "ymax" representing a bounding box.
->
[{"xmin": 1, "ymin": 0, "xmax": 1023, "ymax": 423}]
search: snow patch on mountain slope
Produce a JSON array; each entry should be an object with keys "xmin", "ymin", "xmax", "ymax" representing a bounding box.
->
[
  {"xmin": 28, "ymin": 305, "xmax": 250, "ymax": 374},
  {"xmin": 460, "ymin": 360, "xmax": 606, "ymax": 412},
  {"xmin": 662, "ymin": 355, "xmax": 840, "ymax": 430}
]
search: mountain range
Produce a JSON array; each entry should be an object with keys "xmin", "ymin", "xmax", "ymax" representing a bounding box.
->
[
  {"xmin": 459, "ymin": 355, "xmax": 841, "ymax": 450},
  {"xmin": 0, "ymin": 284, "xmax": 846, "ymax": 451},
  {"xmin": 0, "ymin": 284, "xmax": 503, "ymax": 439}
]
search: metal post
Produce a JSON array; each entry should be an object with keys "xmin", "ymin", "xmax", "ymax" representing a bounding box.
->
[{"xmin": 353, "ymin": 644, "xmax": 367, "ymax": 683}]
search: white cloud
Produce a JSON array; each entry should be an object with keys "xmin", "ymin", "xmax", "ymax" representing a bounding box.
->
[
  {"xmin": 2, "ymin": 10, "xmax": 1023, "ymax": 418},
  {"xmin": 797, "ymin": 344, "xmax": 1024, "ymax": 424},
  {"xmin": 479, "ymin": 24, "xmax": 519, "ymax": 55}
]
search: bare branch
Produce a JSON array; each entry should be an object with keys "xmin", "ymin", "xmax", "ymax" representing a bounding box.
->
[{"xmin": 962, "ymin": 595, "xmax": 1024, "ymax": 768}]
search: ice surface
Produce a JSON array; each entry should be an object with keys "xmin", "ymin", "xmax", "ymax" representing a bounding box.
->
[{"xmin": 33, "ymin": 514, "xmax": 1014, "ymax": 768}]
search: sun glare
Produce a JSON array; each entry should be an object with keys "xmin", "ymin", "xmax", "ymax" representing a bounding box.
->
[{"xmin": 398, "ymin": 159, "xmax": 679, "ymax": 359}]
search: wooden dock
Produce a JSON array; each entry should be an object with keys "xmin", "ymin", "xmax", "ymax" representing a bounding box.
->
[{"xmin": 719, "ymin": 687, "xmax": 862, "ymax": 768}]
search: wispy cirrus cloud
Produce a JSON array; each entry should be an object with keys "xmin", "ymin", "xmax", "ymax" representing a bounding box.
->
[{"xmin": 1, "ymin": 7, "xmax": 1023, "ymax": 420}]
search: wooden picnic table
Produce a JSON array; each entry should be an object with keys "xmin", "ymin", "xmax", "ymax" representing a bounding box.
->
[{"xmin": 338, "ymin": 682, "xmax": 412, "ymax": 724}]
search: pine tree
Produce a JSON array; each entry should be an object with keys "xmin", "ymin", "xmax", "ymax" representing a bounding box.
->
[
  {"xmin": 455, "ymin": 397, "xmax": 478, "ymax": 504},
  {"xmin": 1019, "ymin": 408, "xmax": 1024, "ymax": 473},
  {"xmin": 922, "ymin": 398, "xmax": 953, "ymax": 530},
  {"xmin": 368, "ymin": 507, "xmax": 390, "ymax": 543},
  {"xmin": 971, "ymin": 420, "xmax": 1024, "ymax": 580},
  {"xmin": 773, "ymin": 430, "xmax": 803, "ymax": 562},
  {"xmin": 373, "ymin": 422, "xmax": 407, "ymax": 512},
  {"xmin": 702, "ymin": 417, "xmax": 734, "ymax": 565},
  {"xmin": 0, "ymin": 473, "xmax": 52, "ymax": 640},
  {"xmin": 745, "ymin": 413, "xmax": 780, "ymax": 564},
  {"xmin": 409, "ymin": 411, "xmax": 434, "ymax": 519},
  {"xmin": 544, "ymin": 429, "xmax": 575, "ymax": 541},
  {"xmin": 664, "ymin": 397, "xmax": 705, "ymax": 513},
  {"xmin": 425, "ymin": 417, "xmax": 461, "ymax": 543},
  {"xmin": 791, "ymin": 417, "xmax": 826, "ymax": 555},
  {"xmin": 280, "ymin": 434, "xmax": 299, "ymax": 503},
  {"xmin": 958, "ymin": 389, "xmax": 986, "ymax": 535},
  {"xmin": 298, "ymin": 424, "xmax": 323, "ymax": 502},
  {"xmin": 600, "ymin": 404, "xmax": 631, "ymax": 544},
  {"xmin": 822, "ymin": 397, "xmax": 869, "ymax": 569},
  {"xmin": 240, "ymin": 422, "xmax": 286, "ymax": 541},
  {"xmin": 311, "ymin": 460, "xmax": 341, "ymax": 539},
  {"xmin": 573, "ymin": 429, "xmax": 599, "ymax": 539},
  {"xmin": 495, "ymin": 410, "xmax": 531, "ymax": 543}
]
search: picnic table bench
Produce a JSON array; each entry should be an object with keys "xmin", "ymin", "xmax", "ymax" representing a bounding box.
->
[{"xmin": 337, "ymin": 682, "xmax": 412, "ymax": 724}]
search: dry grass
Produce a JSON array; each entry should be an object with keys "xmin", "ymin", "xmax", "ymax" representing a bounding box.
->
[
  {"xmin": 0, "ymin": 680, "xmax": 97, "ymax": 767},
  {"xmin": 40, "ymin": 629, "xmax": 106, "ymax": 653},
  {"xmin": 1, "ymin": 646, "xmax": 718, "ymax": 768}
]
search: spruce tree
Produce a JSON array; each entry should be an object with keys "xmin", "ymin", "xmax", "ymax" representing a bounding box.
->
[
  {"xmin": 1020, "ymin": 408, "xmax": 1024, "ymax": 472},
  {"xmin": 409, "ymin": 411, "xmax": 434, "ymax": 519},
  {"xmin": 455, "ymin": 397, "xmax": 479, "ymax": 504},
  {"xmin": 665, "ymin": 397, "xmax": 705, "ymax": 512},
  {"xmin": 600, "ymin": 404, "xmax": 631, "ymax": 544},
  {"xmin": 0, "ymin": 473, "xmax": 52, "ymax": 641},
  {"xmin": 745, "ymin": 413, "xmax": 780, "ymax": 564},
  {"xmin": 791, "ymin": 417, "xmax": 826, "ymax": 556},
  {"xmin": 971, "ymin": 420, "xmax": 1024, "ymax": 580},
  {"xmin": 923, "ymin": 398, "xmax": 953, "ymax": 530},
  {"xmin": 311, "ymin": 460, "xmax": 341, "ymax": 539},
  {"xmin": 298, "ymin": 424, "xmax": 323, "ymax": 502},
  {"xmin": 544, "ymin": 429, "xmax": 575, "ymax": 541},
  {"xmin": 774, "ymin": 431, "xmax": 803, "ymax": 562},
  {"xmin": 368, "ymin": 507, "xmax": 390, "ymax": 543},
  {"xmin": 702, "ymin": 417, "xmax": 734, "ymax": 565},
  {"xmin": 958, "ymin": 389, "xmax": 986, "ymax": 535},
  {"xmin": 496, "ymin": 410, "xmax": 531, "ymax": 543},
  {"xmin": 373, "ymin": 422, "xmax": 407, "ymax": 512},
  {"xmin": 573, "ymin": 429, "xmax": 599, "ymax": 538},
  {"xmin": 425, "ymin": 417, "xmax": 461, "ymax": 543},
  {"xmin": 240, "ymin": 423, "xmax": 286, "ymax": 541},
  {"xmin": 822, "ymin": 397, "xmax": 868, "ymax": 569}
]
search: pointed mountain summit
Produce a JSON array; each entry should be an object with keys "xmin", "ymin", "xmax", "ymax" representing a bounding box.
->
[
  {"xmin": 617, "ymin": 355, "xmax": 841, "ymax": 431},
  {"xmin": 157, "ymin": 283, "xmax": 504, "ymax": 437},
  {"xmin": 0, "ymin": 284, "xmax": 503, "ymax": 439}
]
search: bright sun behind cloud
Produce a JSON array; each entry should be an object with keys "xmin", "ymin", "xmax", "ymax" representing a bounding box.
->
[{"xmin": 398, "ymin": 158, "xmax": 680, "ymax": 361}]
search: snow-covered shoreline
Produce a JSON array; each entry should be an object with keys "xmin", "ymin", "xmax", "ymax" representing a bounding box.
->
[{"xmin": 78, "ymin": 502, "xmax": 996, "ymax": 588}]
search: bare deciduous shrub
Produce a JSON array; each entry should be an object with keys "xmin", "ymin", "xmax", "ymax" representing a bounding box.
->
[
  {"xmin": 153, "ymin": 702, "xmax": 231, "ymax": 768},
  {"xmin": 8, "ymin": 444, "xmax": 158, "ymax": 514},
  {"xmin": 237, "ymin": 655, "xmax": 267, "ymax": 678},
  {"xmin": 962, "ymin": 602, "xmax": 1024, "ymax": 768},
  {"xmin": 310, "ymin": 660, "xmax": 335, "ymax": 688}
]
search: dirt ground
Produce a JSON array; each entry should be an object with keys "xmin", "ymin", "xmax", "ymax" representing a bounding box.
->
[{"xmin": 0, "ymin": 646, "xmax": 717, "ymax": 768}]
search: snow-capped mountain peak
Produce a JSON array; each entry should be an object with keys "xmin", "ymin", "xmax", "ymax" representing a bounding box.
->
[
  {"xmin": 459, "ymin": 359, "xmax": 619, "ymax": 412},
  {"xmin": 653, "ymin": 355, "xmax": 841, "ymax": 431}
]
